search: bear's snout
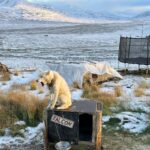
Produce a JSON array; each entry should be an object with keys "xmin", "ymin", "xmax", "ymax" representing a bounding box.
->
[
  {"xmin": 40, "ymin": 82, "xmax": 45, "ymax": 86},
  {"xmin": 36, "ymin": 79, "xmax": 45, "ymax": 86}
]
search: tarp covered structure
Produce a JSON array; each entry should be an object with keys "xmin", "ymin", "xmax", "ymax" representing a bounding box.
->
[{"xmin": 48, "ymin": 62, "xmax": 123, "ymax": 88}]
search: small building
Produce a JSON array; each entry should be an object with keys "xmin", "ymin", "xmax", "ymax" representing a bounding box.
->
[{"xmin": 44, "ymin": 100, "xmax": 103, "ymax": 150}]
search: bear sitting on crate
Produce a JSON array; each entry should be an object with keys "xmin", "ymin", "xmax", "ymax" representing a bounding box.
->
[{"xmin": 37, "ymin": 71, "xmax": 72, "ymax": 110}]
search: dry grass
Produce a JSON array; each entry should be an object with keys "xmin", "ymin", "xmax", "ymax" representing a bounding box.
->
[
  {"xmin": 138, "ymin": 80, "xmax": 150, "ymax": 89},
  {"xmin": 38, "ymin": 89, "xmax": 44, "ymax": 94},
  {"xmin": 0, "ymin": 90, "xmax": 48, "ymax": 128},
  {"xmin": 82, "ymin": 83, "xmax": 116, "ymax": 115},
  {"xmin": 13, "ymin": 70, "xmax": 22, "ymax": 76},
  {"xmin": 134, "ymin": 87, "xmax": 145, "ymax": 97},
  {"xmin": 0, "ymin": 105, "xmax": 17, "ymax": 129},
  {"xmin": 11, "ymin": 83, "xmax": 28, "ymax": 91},
  {"xmin": 72, "ymin": 81, "xmax": 80, "ymax": 89},
  {"xmin": 114, "ymin": 85, "xmax": 123, "ymax": 97},
  {"xmin": 146, "ymin": 98, "xmax": 150, "ymax": 106},
  {"xmin": 0, "ymin": 73, "xmax": 11, "ymax": 81},
  {"xmin": 10, "ymin": 124, "xmax": 26, "ymax": 137},
  {"xmin": 30, "ymin": 80, "xmax": 38, "ymax": 90},
  {"xmin": 134, "ymin": 80, "xmax": 149, "ymax": 97}
]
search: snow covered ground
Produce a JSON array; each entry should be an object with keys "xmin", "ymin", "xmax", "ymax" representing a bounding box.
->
[
  {"xmin": 0, "ymin": 122, "xmax": 44, "ymax": 149},
  {"xmin": 1, "ymin": 21, "xmax": 150, "ymax": 71}
]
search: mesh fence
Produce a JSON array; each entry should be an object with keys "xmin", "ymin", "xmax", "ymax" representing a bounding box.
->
[{"xmin": 118, "ymin": 36, "xmax": 150, "ymax": 65}]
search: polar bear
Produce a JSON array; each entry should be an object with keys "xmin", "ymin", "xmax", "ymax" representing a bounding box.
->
[{"xmin": 37, "ymin": 71, "xmax": 72, "ymax": 110}]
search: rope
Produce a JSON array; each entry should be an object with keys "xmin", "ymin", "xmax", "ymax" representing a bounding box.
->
[{"xmin": 51, "ymin": 109, "xmax": 61, "ymax": 141}]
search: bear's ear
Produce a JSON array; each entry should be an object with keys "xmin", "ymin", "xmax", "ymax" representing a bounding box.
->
[{"xmin": 46, "ymin": 71, "xmax": 51, "ymax": 75}]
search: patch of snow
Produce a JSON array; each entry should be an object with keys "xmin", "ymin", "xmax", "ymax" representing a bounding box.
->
[
  {"xmin": 102, "ymin": 116, "xmax": 111, "ymax": 123},
  {"xmin": 100, "ymin": 87, "xmax": 114, "ymax": 93},
  {"xmin": 71, "ymin": 89, "xmax": 83, "ymax": 100},
  {"xmin": 0, "ymin": 123, "xmax": 45, "ymax": 149},
  {"xmin": 14, "ymin": 121, "xmax": 26, "ymax": 126},
  {"xmin": 23, "ymin": 123, "xmax": 45, "ymax": 144},
  {"xmin": 103, "ymin": 112, "xmax": 150, "ymax": 133},
  {"xmin": 116, "ymin": 112, "xmax": 149, "ymax": 133},
  {"xmin": 0, "ymin": 70, "xmax": 40, "ymax": 91},
  {"xmin": 0, "ymin": 136, "xmax": 25, "ymax": 149}
]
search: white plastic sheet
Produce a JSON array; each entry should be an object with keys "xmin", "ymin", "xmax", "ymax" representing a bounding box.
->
[{"xmin": 48, "ymin": 62, "xmax": 123, "ymax": 88}]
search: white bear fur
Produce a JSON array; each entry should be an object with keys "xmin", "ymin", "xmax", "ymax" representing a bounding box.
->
[{"xmin": 38, "ymin": 71, "xmax": 72, "ymax": 110}]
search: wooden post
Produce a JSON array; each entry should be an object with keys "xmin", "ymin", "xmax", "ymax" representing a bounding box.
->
[
  {"xmin": 138, "ymin": 64, "xmax": 140, "ymax": 71},
  {"xmin": 146, "ymin": 65, "xmax": 149, "ymax": 75},
  {"xmin": 146, "ymin": 37, "xmax": 150, "ymax": 75},
  {"xmin": 118, "ymin": 60, "xmax": 120, "ymax": 70},
  {"xmin": 95, "ymin": 112, "xmax": 102, "ymax": 150},
  {"xmin": 44, "ymin": 110, "xmax": 49, "ymax": 150},
  {"xmin": 124, "ymin": 37, "xmax": 127, "ymax": 71}
]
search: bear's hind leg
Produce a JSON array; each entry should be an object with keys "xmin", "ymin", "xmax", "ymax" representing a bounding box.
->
[{"xmin": 56, "ymin": 95, "xmax": 72, "ymax": 110}]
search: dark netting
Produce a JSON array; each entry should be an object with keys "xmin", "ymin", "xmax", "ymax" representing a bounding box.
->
[{"xmin": 118, "ymin": 36, "xmax": 150, "ymax": 65}]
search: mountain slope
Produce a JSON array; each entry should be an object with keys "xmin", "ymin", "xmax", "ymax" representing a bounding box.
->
[
  {"xmin": 135, "ymin": 11, "xmax": 150, "ymax": 19},
  {"xmin": 0, "ymin": 0, "xmax": 125, "ymax": 23},
  {"xmin": 0, "ymin": 0, "xmax": 149, "ymax": 23},
  {"xmin": 0, "ymin": 0, "xmax": 23, "ymax": 7},
  {"xmin": 27, "ymin": 1, "xmax": 124, "ymax": 20},
  {"xmin": 0, "ymin": 0, "xmax": 90, "ymax": 23}
]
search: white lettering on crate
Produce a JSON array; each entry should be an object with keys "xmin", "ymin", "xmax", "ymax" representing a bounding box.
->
[{"xmin": 51, "ymin": 114, "xmax": 74, "ymax": 128}]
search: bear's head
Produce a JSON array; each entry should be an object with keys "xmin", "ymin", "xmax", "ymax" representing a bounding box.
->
[{"xmin": 37, "ymin": 71, "xmax": 54, "ymax": 86}]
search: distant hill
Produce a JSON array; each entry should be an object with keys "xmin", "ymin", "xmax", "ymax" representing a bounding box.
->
[
  {"xmin": 135, "ymin": 11, "xmax": 150, "ymax": 19},
  {"xmin": 0, "ymin": 0, "xmax": 149, "ymax": 23}
]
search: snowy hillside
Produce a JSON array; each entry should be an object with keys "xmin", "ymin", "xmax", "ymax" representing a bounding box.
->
[
  {"xmin": 30, "ymin": 1, "xmax": 123, "ymax": 20},
  {"xmin": 0, "ymin": 0, "xmax": 86, "ymax": 23},
  {"xmin": 0, "ymin": 0, "xmax": 149, "ymax": 23},
  {"xmin": 0, "ymin": 0, "xmax": 22, "ymax": 6},
  {"xmin": 135, "ymin": 11, "xmax": 150, "ymax": 19}
]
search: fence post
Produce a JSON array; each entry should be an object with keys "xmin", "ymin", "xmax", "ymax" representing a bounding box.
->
[
  {"xmin": 146, "ymin": 37, "xmax": 150, "ymax": 74},
  {"xmin": 128, "ymin": 37, "xmax": 131, "ymax": 59},
  {"xmin": 124, "ymin": 37, "xmax": 127, "ymax": 73},
  {"xmin": 44, "ymin": 110, "xmax": 49, "ymax": 150},
  {"xmin": 118, "ymin": 60, "xmax": 120, "ymax": 70}
]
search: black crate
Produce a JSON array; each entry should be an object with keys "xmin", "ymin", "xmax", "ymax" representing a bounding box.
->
[{"xmin": 44, "ymin": 100, "xmax": 102, "ymax": 150}]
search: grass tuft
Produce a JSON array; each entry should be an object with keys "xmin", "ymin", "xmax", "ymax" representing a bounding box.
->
[
  {"xmin": 138, "ymin": 80, "xmax": 150, "ymax": 89},
  {"xmin": 13, "ymin": 70, "xmax": 21, "ymax": 76},
  {"xmin": 0, "ymin": 90, "xmax": 48, "ymax": 128},
  {"xmin": 30, "ymin": 80, "xmax": 38, "ymax": 90},
  {"xmin": 114, "ymin": 85, "xmax": 123, "ymax": 97},
  {"xmin": 10, "ymin": 124, "xmax": 26, "ymax": 137},
  {"xmin": 134, "ymin": 87, "xmax": 145, "ymax": 97},
  {"xmin": 134, "ymin": 80, "xmax": 149, "ymax": 97},
  {"xmin": 0, "ymin": 73, "xmax": 11, "ymax": 81},
  {"xmin": 11, "ymin": 83, "xmax": 28, "ymax": 91},
  {"xmin": 72, "ymin": 81, "xmax": 80, "ymax": 89},
  {"xmin": 82, "ymin": 82, "xmax": 116, "ymax": 115},
  {"xmin": 0, "ymin": 129, "xmax": 5, "ymax": 136}
]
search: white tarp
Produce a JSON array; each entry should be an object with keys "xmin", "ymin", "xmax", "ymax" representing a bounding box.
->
[{"xmin": 48, "ymin": 62, "xmax": 123, "ymax": 88}]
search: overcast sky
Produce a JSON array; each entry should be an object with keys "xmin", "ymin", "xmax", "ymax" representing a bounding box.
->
[{"xmin": 27, "ymin": 0, "xmax": 150, "ymax": 13}]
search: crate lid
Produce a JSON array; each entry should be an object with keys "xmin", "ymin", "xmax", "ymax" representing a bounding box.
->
[
  {"xmin": 70, "ymin": 100, "xmax": 102, "ymax": 113},
  {"xmin": 49, "ymin": 100, "xmax": 102, "ymax": 113}
]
